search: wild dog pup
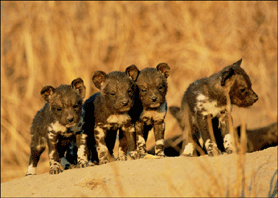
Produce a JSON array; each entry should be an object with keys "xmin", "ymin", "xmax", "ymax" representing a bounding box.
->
[
  {"xmin": 26, "ymin": 78, "xmax": 88, "ymax": 175},
  {"xmin": 83, "ymin": 66, "xmax": 139, "ymax": 165},
  {"xmin": 130, "ymin": 63, "xmax": 170, "ymax": 158},
  {"xmin": 152, "ymin": 106, "xmax": 277, "ymax": 155},
  {"xmin": 179, "ymin": 59, "xmax": 258, "ymax": 156}
]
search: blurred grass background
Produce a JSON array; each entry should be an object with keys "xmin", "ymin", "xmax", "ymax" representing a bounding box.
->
[{"xmin": 1, "ymin": 1, "xmax": 277, "ymax": 183}]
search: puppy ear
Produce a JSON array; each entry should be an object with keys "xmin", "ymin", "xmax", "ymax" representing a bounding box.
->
[
  {"xmin": 71, "ymin": 78, "xmax": 86, "ymax": 99},
  {"xmin": 232, "ymin": 58, "xmax": 242, "ymax": 67},
  {"xmin": 92, "ymin": 71, "xmax": 107, "ymax": 89},
  {"xmin": 157, "ymin": 63, "xmax": 170, "ymax": 78},
  {"xmin": 221, "ymin": 68, "xmax": 235, "ymax": 86},
  {"xmin": 41, "ymin": 86, "xmax": 55, "ymax": 102},
  {"xmin": 126, "ymin": 64, "xmax": 139, "ymax": 81}
]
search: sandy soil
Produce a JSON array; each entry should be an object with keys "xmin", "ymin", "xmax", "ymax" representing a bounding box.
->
[{"xmin": 1, "ymin": 146, "xmax": 277, "ymax": 197}]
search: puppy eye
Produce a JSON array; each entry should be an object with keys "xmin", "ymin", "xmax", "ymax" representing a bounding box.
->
[
  {"xmin": 158, "ymin": 86, "xmax": 164, "ymax": 90},
  {"xmin": 240, "ymin": 88, "xmax": 246, "ymax": 93},
  {"xmin": 141, "ymin": 89, "xmax": 146, "ymax": 93},
  {"xmin": 110, "ymin": 92, "xmax": 116, "ymax": 96},
  {"xmin": 56, "ymin": 108, "xmax": 62, "ymax": 112},
  {"xmin": 73, "ymin": 101, "xmax": 82, "ymax": 108}
]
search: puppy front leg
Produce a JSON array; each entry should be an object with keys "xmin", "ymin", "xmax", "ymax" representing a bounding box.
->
[
  {"xmin": 26, "ymin": 134, "xmax": 46, "ymax": 176},
  {"xmin": 219, "ymin": 112, "xmax": 235, "ymax": 154},
  {"xmin": 181, "ymin": 123, "xmax": 197, "ymax": 157},
  {"xmin": 76, "ymin": 132, "xmax": 89, "ymax": 168},
  {"xmin": 94, "ymin": 125, "xmax": 110, "ymax": 165},
  {"xmin": 135, "ymin": 120, "xmax": 147, "ymax": 158},
  {"xmin": 121, "ymin": 124, "xmax": 137, "ymax": 160},
  {"xmin": 118, "ymin": 129, "xmax": 128, "ymax": 161},
  {"xmin": 47, "ymin": 131, "xmax": 62, "ymax": 174},
  {"xmin": 153, "ymin": 120, "xmax": 165, "ymax": 157},
  {"xmin": 197, "ymin": 114, "xmax": 221, "ymax": 156}
]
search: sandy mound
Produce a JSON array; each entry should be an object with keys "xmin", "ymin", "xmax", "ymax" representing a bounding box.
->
[{"xmin": 1, "ymin": 146, "xmax": 277, "ymax": 197}]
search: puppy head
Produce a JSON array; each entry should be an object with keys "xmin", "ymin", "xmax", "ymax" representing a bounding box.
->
[
  {"xmin": 92, "ymin": 66, "xmax": 139, "ymax": 113},
  {"xmin": 41, "ymin": 78, "xmax": 86, "ymax": 127},
  {"xmin": 220, "ymin": 59, "xmax": 258, "ymax": 107},
  {"xmin": 136, "ymin": 63, "xmax": 170, "ymax": 109}
]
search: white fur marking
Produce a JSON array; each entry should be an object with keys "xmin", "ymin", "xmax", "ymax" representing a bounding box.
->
[
  {"xmin": 196, "ymin": 94, "xmax": 226, "ymax": 117},
  {"xmin": 155, "ymin": 139, "xmax": 164, "ymax": 146},
  {"xmin": 141, "ymin": 102, "xmax": 167, "ymax": 121},
  {"xmin": 223, "ymin": 134, "xmax": 233, "ymax": 149},
  {"xmin": 26, "ymin": 163, "xmax": 37, "ymax": 175},
  {"xmin": 48, "ymin": 121, "xmax": 67, "ymax": 133},
  {"xmin": 137, "ymin": 135, "xmax": 145, "ymax": 147},
  {"xmin": 182, "ymin": 143, "xmax": 194, "ymax": 156},
  {"xmin": 77, "ymin": 145, "xmax": 87, "ymax": 161},
  {"xmin": 107, "ymin": 114, "xmax": 130, "ymax": 125}
]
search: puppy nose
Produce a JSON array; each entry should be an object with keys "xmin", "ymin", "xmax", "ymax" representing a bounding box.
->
[
  {"xmin": 122, "ymin": 100, "xmax": 129, "ymax": 106},
  {"xmin": 67, "ymin": 116, "xmax": 74, "ymax": 123},
  {"xmin": 151, "ymin": 96, "xmax": 158, "ymax": 102},
  {"xmin": 254, "ymin": 94, "xmax": 259, "ymax": 102}
]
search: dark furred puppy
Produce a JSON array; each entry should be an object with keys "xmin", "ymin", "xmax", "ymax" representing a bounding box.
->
[
  {"xmin": 26, "ymin": 78, "xmax": 87, "ymax": 175},
  {"xmin": 236, "ymin": 122, "xmax": 278, "ymax": 152},
  {"xmin": 130, "ymin": 63, "xmax": 170, "ymax": 158},
  {"xmin": 151, "ymin": 107, "xmax": 277, "ymax": 155},
  {"xmin": 179, "ymin": 59, "xmax": 258, "ymax": 156},
  {"xmin": 83, "ymin": 66, "xmax": 139, "ymax": 165}
]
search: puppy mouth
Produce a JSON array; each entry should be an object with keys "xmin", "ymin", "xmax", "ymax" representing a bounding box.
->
[
  {"xmin": 65, "ymin": 122, "xmax": 78, "ymax": 128},
  {"xmin": 149, "ymin": 103, "xmax": 161, "ymax": 108},
  {"xmin": 118, "ymin": 106, "xmax": 131, "ymax": 113}
]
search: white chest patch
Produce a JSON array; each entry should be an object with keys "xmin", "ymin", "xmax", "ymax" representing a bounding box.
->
[
  {"xmin": 196, "ymin": 94, "xmax": 226, "ymax": 118},
  {"xmin": 48, "ymin": 121, "xmax": 67, "ymax": 133},
  {"xmin": 106, "ymin": 113, "xmax": 131, "ymax": 125},
  {"xmin": 141, "ymin": 102, "xmax": 167, "ymax": 121}
]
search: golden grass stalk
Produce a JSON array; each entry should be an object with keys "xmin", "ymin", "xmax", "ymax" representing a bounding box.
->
[{"xmin": 1, "ymin": 1, "xmax": 277, "ymax": 186}]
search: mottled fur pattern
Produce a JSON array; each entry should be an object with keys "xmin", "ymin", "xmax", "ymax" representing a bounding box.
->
[
  {"xmin": 150, "ymin": 109, "xmax": 277, "ymax": 155},
  {"xmin": 178, "ymin": 59, "xmax": 258, "ymax": 156},
  {"xmin": 129, "ymin": 63, "xmax": 170, "ymax": 158},
  {"xmin": 26, "ymin": 78, "xmax": 88, "ymax": 175},
  {"xmin": 83, "ymin": 66, "xmax": 139, "ymax": 165}
]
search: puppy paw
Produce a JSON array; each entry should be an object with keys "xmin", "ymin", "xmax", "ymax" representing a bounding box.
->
[
  {"xmin": 99, "ymin": 159, "xmax": 109, "ymax": 165},
  {"xmin": 156, "ymin": 151, "xmax": 165, "ymax": 158},
  {"xmin": 137, "ymin": 149, "xmax": 147, "ymax": 159},
  {"xmin": 117, "ymin": 155, "xmax": 127, "ymax": 161},
  {"xmin": 25, "ymin": 173, "xmax": 36, "ymax": 176},
  {"xmin": 208, "ymin": 147, "xmax": 221, "ymax": 156},
  {"xmin": 49, "ymin": 164, "xmax": 62, "ymax": 174},
  {"xmin": 129, "ymin": 151, "xmax": 139, "ymax": 160},
  {"xmin": 77, "ymin": 161, "xmax": 88, "ymax": 168},
  {"xmin": 181, "ymin": 153, "xmax": 193, "ymax": 157},
  {"xmin": 225, "ymin": 148, "xmax": 234, "ymax": 154}
]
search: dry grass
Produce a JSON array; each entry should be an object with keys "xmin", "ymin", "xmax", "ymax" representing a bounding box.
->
[{"xmin": 1, "ymin": 2, "xmax": 277, "ymax": 195}]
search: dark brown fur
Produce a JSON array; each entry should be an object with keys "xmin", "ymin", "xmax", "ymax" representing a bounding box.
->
[
  {"xmin": 151, "ymin": 106, "xmax": 277, "ymax": 155},
  {"xmin": 178, "ymin": 59, "xmax": 258, "ymax": 156},
  {"xmin": 82, "ymin": 66, "xmax": 139, "ymax": 165},
  {"xmin": 129, "ymin": 63, "xmax": 170, "ymax": 158},
  {"xmin": 26, "ymin": 78, "xmax": 87, "ymax": 175}
]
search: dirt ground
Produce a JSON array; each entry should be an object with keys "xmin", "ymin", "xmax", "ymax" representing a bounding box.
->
[{"xmin": 1, "ymin": 146, "xmax": 277, "ymax": 197}]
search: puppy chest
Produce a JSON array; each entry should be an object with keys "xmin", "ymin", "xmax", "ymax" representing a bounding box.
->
[
  {"xmin": 140, "ymin": 110, "xmax": 166, "ymax": 125},
  {"xmin": 103, "ymin": 114, "xmax": 131, "ymax": 129},
  {"xmin": 47, "ymin": 120, "xmax": 80, "ymax": 137}
]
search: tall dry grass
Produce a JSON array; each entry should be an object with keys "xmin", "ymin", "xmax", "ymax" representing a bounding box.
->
[{"xmin": 1, "ymin": 1, "xmax": 277, "ymax": 187}]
